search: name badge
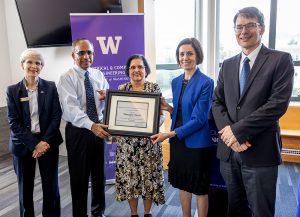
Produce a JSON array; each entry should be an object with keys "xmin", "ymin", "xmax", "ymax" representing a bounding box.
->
[{"xmin": 20, "ymin": 97, "xmax": 29, "ymax": 102}]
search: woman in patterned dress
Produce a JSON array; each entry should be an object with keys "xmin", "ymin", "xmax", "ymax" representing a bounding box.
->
[{"xmin": 114, "ymin": 54, "xmax": 165, "ymax": 217}]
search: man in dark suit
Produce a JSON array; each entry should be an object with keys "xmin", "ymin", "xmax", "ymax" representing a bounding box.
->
[
  {"xmin": 212, "ymin": 7, "xmax": 294, "ymax": 217},
  {"xmin": 6, "ymin": 49, "xmax": 63, "ymax": 217}
]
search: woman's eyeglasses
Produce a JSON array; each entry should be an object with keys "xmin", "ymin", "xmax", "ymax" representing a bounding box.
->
[{"xmin": 129, "ymin": 65, "xmax": 145, "ymax": 70}]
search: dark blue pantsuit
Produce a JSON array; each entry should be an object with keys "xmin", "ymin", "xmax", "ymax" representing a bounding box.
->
[
  {"xmin": 13, "ymin": 145, "xmax": 60, "ymax": 217},
  {"xmin": 6, "ymin": 78, "xmax": 63, "ymax": 217}
]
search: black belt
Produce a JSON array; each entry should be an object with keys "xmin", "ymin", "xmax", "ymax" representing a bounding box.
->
[
  {"xmin": 32, "ymin": 132, "xmax": 42, "ymax": 139},
  {"xmin": 66, "ymin": 122, "xmax": 83, "ymax": 129},
  {"xmin": 32, "ymin": 132, "xmax": 40, "ymax": 135},
  {"xmin": 66, "ymin": 120, "xmax": 103, "ymax": 128}
]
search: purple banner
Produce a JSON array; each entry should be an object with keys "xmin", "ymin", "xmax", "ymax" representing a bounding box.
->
[
  {"xmin": 70, "ymin": 14, "xmax": 144, "ymax": 89},
  {"xmin": 209, "ymin": 115, "xmax": 226, "ymax": 190},
  {"xmin": 70, "ymin": 14, "xmax": 145, "ymax": 182}
]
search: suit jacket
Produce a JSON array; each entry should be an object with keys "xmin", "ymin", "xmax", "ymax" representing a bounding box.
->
[
  {"xmin": 6, "ymin": 78, "xmax": 63, "ymax": 157},
  {"xmin": 212, "ymin": 44, "xmax": 294, "ymax": 167},
  {"xmin": 171, "ymin": 67, "xmax": 214, "ymax": 148}
]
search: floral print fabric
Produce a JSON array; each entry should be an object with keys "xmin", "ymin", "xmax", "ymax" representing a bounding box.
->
[{"xmin": 114, "ymin": 81, "xmax": 165, "ymax": 205}]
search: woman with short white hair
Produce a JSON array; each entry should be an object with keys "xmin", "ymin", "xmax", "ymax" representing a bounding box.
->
[{"xmin": 6, "ymin": 49, "xmax": 63, "ymax": 217}]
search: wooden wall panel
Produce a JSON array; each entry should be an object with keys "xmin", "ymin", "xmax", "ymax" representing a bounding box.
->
[
  {"xmin": 138, "ymin": 0, "xmax": 144, "ymax": 13},
  {"xmin": 162, "ymin": 111, "xmax": 171, "ymax": 169},
  {"xmin": 279, "ymin": 105, "xmax": 300, "ymax": 130},
  {"xmin": 280, "ymin": 105, "xmax": 300, "ymax": 163}
]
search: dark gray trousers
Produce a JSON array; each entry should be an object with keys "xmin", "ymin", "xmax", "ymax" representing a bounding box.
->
[{"xmin": 220, "ymin": 152, "xmax": 278, "ymax": 217}]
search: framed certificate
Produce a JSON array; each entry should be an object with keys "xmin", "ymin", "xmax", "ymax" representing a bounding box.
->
[{"xmin": 104, "ymin": 90, "xmax": 161, "ymax": 137}]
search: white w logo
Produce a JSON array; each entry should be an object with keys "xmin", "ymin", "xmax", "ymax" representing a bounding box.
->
[{"xmin": 96, "ymin": 36, "xmax": 123, "ymax": 55}]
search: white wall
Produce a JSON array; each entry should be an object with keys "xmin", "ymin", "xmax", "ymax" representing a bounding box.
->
[
  {"xmin": 4, "ymin": 0, "xmax": 73, "ymax": 89},
  {"xmin": 2, "ymin": 0, "xmax": 155, "ymax": 107},
  {"xmin": 122, "ymin": 0, "xmax": 138, "ymax": 12},
  {"xmin": 119, "ymin": 0, "xmax": 156, "ymax": 82},
  {"xmin": 144, "ymin": 0, "xmax": 156, "ymax": 82},
  {"xmin": 0, "ymin": 0, "xmax": 12, "ymax": 106},
  {"xmin": 2, "ymin": 0, "xmax": 155, "ymax": 155}
]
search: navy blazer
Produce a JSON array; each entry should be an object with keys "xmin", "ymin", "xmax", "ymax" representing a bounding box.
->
[
  {"xmin": 6, "ymin": 78, "xmax": 63, "ymax": 157},
  {"xmin": 212, "ymin": 45, "xmax": 294, "ymax": 167},
  {"xmin": 171, "ymin": 68, "xmax": 214, "ymax": 148}
]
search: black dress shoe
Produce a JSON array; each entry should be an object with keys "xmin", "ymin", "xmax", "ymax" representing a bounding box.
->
[
  {"xmin": 131, "ymin": 215, "xmax": 139, "ymax": 217},
  {"xmin": 144, "ymin": 214, "xmax": 152, "ymax": 217}
]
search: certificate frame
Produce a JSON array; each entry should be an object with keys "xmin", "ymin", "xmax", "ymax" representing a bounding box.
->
[{"xmin": 104, "ymin": 90, "xmax": 161, "ymax": 137}]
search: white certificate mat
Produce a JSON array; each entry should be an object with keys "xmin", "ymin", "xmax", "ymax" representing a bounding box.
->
[
  {"xmin": 104, "ymin": 90, "xmax": 161, "ymax": 137},
  {"xmin": 115, "ymin": 100, "xmax": 149, "ymax": 128},
  {"xmin": 108, "ymin": 95, "xmax": 156, "ymax": 133}
]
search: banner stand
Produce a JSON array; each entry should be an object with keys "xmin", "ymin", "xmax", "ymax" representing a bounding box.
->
[{"xmin": 70, "ymin": 13, "xmax": 145, "ymax": 182}]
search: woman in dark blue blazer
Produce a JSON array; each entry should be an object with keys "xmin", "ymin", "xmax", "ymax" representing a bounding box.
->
[
  {"xmin": 6, "ymin": 49, "xmax": 63, "ymax": 217},
  {"xmin": 151, "ymin": 38, "xmax": 214, "ymax": 217}
]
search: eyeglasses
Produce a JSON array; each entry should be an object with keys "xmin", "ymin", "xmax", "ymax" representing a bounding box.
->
[
  {"xmin": 75, "ymin": 50, "xmax": 94, "ymax": 56},
  {"xmin": 129, "ymin": 65, "xmax": 145, "ymax": 70},
  {"xmin": 234, "ymin": 22, "xmax": 260, "ymax": 33}
]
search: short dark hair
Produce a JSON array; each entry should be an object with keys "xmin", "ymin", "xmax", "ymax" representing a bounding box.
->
[
  {"xmin": 176, "ymin": 38, "xmax": 204, "ymax": 65},
  {"xmin": 233, "ymin": 7, "xmax": 265, "ymax": 28},
  {"xmin": 71, "ymin": 38, "xmax": 94, "ymax": 52},
  {"xmin": 125, "ymin": 54, "xmax": 151, "ymax": 78}
]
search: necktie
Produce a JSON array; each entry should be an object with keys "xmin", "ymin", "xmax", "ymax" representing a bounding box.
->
[
  {"xmin": 84, "ymin": 71, "xmax": 99, "ymax": 123},
  {"xmin": 239, "ymin": 57, "xmax": 250, "ymax": 95}
]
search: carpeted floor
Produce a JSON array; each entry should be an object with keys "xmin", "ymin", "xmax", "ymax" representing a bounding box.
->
[{"xmin": 0, "ymin": 154, "xmax": 299, "ymax": 217}]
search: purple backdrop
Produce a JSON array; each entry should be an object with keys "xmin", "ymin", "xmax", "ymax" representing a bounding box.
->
[
  {"xmin": 70, "ymin": 14, "xmax": 144, "ymax": 89},
  {"xmin": 70, "ymin": 14, "xmax": 145, "ymax": 182}
]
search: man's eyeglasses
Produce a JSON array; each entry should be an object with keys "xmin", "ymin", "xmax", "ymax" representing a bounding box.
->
[
  {"xmin": 234, "ymin": 23, "xmax": 260, "ymax": 33},
  {"xmin": 129, "ymin": 65, "xmax": 145, "ymax": 70},
  {"xmin": 75, "ymin": 50, "xmax": 94, "ymax": 56}
]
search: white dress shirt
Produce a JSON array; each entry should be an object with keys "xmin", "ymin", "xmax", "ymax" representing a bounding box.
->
[
  {"xmin": 24, "ymin": 79, "xmax": 40, "ymax": 133},
  {"xmin": 57, "ymin": 65, "xmax": 109, "ymax": 130},
  {"xmin": 240, "ymin": 43, "xmax": 262, "ymax": 75}
]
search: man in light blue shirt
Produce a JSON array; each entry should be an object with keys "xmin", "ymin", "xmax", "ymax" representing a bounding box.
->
[{"xmin": 57, "ymin": 38, "xmax": 109, "ymax": 217}]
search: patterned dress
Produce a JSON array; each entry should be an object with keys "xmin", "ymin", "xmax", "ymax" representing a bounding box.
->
[{"xmin": 114, "ymin": 81, "xmax": 165, "ymax": 205}]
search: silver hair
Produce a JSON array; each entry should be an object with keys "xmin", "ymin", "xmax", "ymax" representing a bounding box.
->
[{"xmin": 20, "ymin": 49, "xmax": 45, "ymax": 66}]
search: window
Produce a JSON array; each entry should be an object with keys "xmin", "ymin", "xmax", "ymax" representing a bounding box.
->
[
  {"xmin": 155, "ymin": 0, "xmax": 195, "ymax": 103},
  {"xmin": 218, "ymin": 0, "xmax": 299, "ymax": 101},
  {"xmin": 155, "ymin": 1, "xmax": 300, "ymax": 102},
  {"xmin": 276, "ymin": 0, "xmax": 300, "ymax": 61},
  {"xmin": 155, "ymin": 0, "xmax": 195, "ymax": 64},
  {"xmin": 218, "ymin": 0, "xmax": 270, "ymax": 61},
  {"xmin": 292, "ymin": 67, "xmax": 300, "ymax": 100},
  {"xmin": 276, "ymin": 0, "xmax": 300, "ymax": 100}
]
